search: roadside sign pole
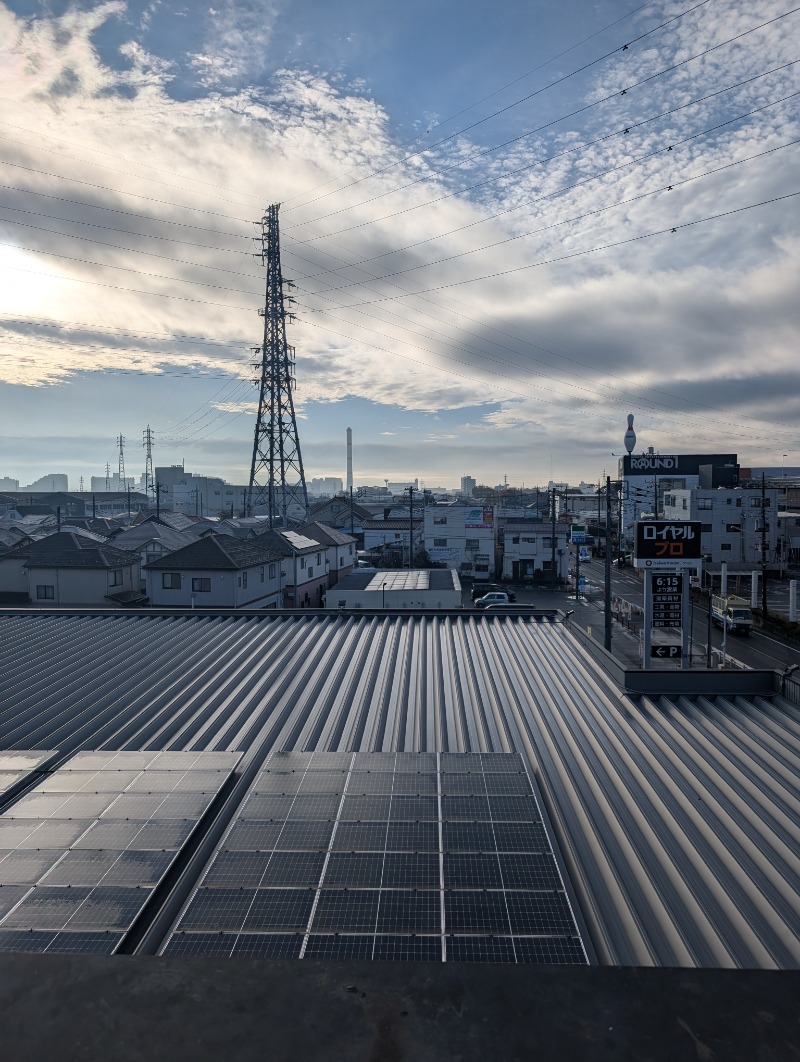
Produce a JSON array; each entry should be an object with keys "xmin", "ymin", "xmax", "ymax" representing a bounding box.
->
[
  {"xmin": 642, "ymin": 569, "xmax": 652, "ymax": 669},
  {"xmin": 681, "ymin": 573, "xmax": 690, "ymax": 669},
  {"xmin": 604, "ymin": 476, "xmax": 612, "ymax": 651}
]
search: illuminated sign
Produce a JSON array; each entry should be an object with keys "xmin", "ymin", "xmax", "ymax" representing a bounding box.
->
[{"xmin": 634, "ymin": 521, "xmax": 702, "ymax": 569}]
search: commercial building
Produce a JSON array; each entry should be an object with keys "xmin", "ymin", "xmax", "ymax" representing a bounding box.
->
[
  {"xmin": 500, "ymin": 522, "xmax": 571, "ymax": 583},
  {"xmin": 424, "ymin": 504, "xmax": 497, "ymax": 579},
  {"xmin": 329, "ymin": 568, "xmax": 462, "ymax": 608},
  {"xmin": 618, "ymin": 452, "xmax": 739, "ymax": 544},
  {"xmin": 661, "ymin": 486, "xmax": 780, "ymax": 573}
]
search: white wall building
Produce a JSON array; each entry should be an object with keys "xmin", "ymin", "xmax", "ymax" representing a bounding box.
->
[
  {"xmin": 331, "ymin": 569, "xmax": 462, "ymax": 609},
  {"xmin": 155, "ymin": 466, "xmax": 248, "ymax": 518},
  {"xmin": 661, "ymin": 487, "xmax": 779, "ymax": 572},
  {"xmin": 424, "ymin": 504, "xmax": 496, "ymax": 579},
  {"xmin": 500, "ymin": 523, "xmax": 571, "ymax": 584}
]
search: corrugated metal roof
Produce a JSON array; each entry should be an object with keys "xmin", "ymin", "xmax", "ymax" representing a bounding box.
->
[{"xmin": 0, "ymin": 610, "xmax": 797, "ymax": 970}]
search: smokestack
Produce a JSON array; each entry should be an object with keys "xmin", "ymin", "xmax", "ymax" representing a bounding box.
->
[{"xmin": 346, "ymin": 427, "xmax": 353, "ymax": 493}]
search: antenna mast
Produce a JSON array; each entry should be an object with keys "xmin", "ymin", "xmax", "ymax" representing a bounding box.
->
[{"xmin": 248, "ymin": 203, "xmax": 309, "ymax": 526}]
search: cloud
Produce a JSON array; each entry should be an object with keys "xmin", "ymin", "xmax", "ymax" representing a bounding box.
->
[{"xmin": 0, "ymin": 0, "xmax": 797, "ymax": 485}]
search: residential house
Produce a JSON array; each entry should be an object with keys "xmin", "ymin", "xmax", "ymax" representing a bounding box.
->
[
  {"xmin": 112, "ymin": 521, "xmax": 191, "ymax": 591},
  {"xmin": 1, "ymin": 531, "xmax": 144, "ymax": 606},
  {"xmin": 252, "ymin": 529, "xmax": 329, "ymax": 608},
  {"xmin": 144, "ymin": 534, "xmax": 283, "ymax": 608},
  {"xmin": 362, "ymin": 519, "xmax": 422, "ymax": 566},
  {"xmin": 297, "ymin": 522, "xmax": 356, "ymax": 587}
]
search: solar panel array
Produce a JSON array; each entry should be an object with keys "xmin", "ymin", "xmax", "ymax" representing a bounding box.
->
[
  {"xmin": 0, "ymin": 752, "xmax": 55, "ymax": 800},
  {"xmin": 0, "ymin": 750, "xmax": 239, "ymax": 955},
  {"xmin": 164, "ymin": 752, "xmax": 588, "ymax": 964}
]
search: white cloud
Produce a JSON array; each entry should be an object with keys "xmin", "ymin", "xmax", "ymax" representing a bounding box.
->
[{"xmin": 0, "ymin": 0, "xmax": 797, "ymax": 484}]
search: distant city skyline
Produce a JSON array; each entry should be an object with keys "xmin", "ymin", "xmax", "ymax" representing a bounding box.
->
[{"xmin": 1, "ymin": 1, "xmax": 798, "ymax": 487}]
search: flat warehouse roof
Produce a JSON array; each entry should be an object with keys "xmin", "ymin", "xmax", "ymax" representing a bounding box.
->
[{"xmin": 0, "ymin": 610, "xmax": 797, "ymax": 970}]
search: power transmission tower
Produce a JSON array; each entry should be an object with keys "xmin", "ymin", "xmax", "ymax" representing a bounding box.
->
[
  {"xmin": 143, "ymin": 425, "xmax": 155, "ymax": 500},
  {"xmin": 117, "ymin": 434, "xmax": 126, "ymax": 491},
  {"xmin": 248, "ymin": 203, "xmax": 309, "ymax": 527}
]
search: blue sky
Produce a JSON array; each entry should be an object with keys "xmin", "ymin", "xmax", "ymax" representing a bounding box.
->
[{"xmin": 0, "ymin": 0, "xmax": 798, "ymax": 490}]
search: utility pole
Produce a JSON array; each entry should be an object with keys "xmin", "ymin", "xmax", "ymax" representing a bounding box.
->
[
  {"xmin": 761, "ymin": 472, "xmax": 768, "ymax": 618},
  {"xmin": 155, "ymin": 482, "xmax": 166, "ymax": 519},
  {"xmin": 248, "ymin": 204, "xmax": 309, "ymax": 527},
  {"xmin": 604, "ymin": 476, "xmax": 612, "ymax": 650},
  {"xmin": 105, "ymin": 461, "xmax": 111, "ymax": 493},
  {"xmin": 550, "ymin": 487, "xmax": 557, "ymax": 590},
  {"xmin": 407, "ymin": 485, "xmax": 414, "ymax": 569}
]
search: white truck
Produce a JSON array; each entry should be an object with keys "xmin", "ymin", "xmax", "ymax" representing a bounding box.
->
[{"xmin": 711, "ymin": 595, "xmax": 754, "ymax": 635}]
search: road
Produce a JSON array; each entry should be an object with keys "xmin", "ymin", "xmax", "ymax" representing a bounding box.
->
[{"xmin": 464, "ymin": 566, "xmax": 800, "ymax": 672}]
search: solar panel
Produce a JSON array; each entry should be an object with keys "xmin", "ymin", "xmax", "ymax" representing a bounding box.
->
[
  {"xmin": 0, "ymin": 752, "xmax": 55, "ymax": 799},
  {"xmin": 0, "ymin": 750, "xmax": 238, "ymax": 955},
  {"xmin": 162, "ymin": 752, "xmax": 588, "ymax": 965}
]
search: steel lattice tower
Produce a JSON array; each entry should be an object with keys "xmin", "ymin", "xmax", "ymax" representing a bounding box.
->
[
  {"xmin": 143, "ymin": 425, "xmax": 155, "ymax": 500},
  {"xmin": 248, "ymin": 204, "xmax": 309, "ymax": 526}
]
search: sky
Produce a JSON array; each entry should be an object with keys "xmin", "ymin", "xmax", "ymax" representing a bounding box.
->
[{"xmin": 0, "ymin": 0, "xmax": 798, "ymax": 491}]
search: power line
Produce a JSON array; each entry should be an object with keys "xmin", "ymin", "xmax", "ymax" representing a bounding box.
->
[
  {"xmin": 281, "ymin": 0, "xmax": 657, "ymax": 209},
  {"xmin": 285, "ymin": 9, "xmax": 800, "ymax": 240},
  {"xmin": 290, "ymin": 61, "xmax": 799, "ymax": 280},
  {"xmin": 283, "ymin": 0, "xmax": 715, "ymax": 219}
]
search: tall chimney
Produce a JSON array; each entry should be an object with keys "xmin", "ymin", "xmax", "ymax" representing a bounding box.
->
[{"xmin": 346, "ymin": 427, "xmax": 353, "ymax": 493}]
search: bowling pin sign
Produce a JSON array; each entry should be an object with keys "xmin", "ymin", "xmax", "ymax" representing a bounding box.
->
[{"xmin": 624, "ymin": 413, "xmax": 636, "ymax": 454}]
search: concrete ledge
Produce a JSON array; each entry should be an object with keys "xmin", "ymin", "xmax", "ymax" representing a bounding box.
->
[
  {"xmin": 0, "ymin": 956, "xmax": 797, "ymax": 1062},
  {"xmin": 623, "ymin": 669, "xmax": 777, "ymax": 697}
]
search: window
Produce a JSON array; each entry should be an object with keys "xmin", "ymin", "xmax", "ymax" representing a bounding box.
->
[
  {"xmin": 511, "ymin": 535, "xmax": 519, "ymax": 544},
  {"xmin": 475, "ymin": 563, "xmax": 489, "ymax": 573},
  {"xmin": 542, "ymin": 537, "xmax": 552, "ymax": 548},
  {"xmin": 348, "ymin": 544, "xmax": 353, "ymax": 555},
  {"xmin": 751, "ymin": 497, "xmax": 771, "ymax": 507},
  {"xmin": 701, "ymin": 524, "xmax": 713, "ymax": 533},
  {"xmin": 465, "ymin": 539, "xmax": 479, "ymax": 549},
  {"xmin": 307, "ymin": 567, "xmax": 314, "ymax": 578},
  {"xmin": 162, "ymin": 573, "xmax": 181, "ymax": 590},
  {"xmin": 269, "ymin": 563, "xmax": 276, "ymax": 579},
  {"xmin": 434, "ymin": 538, "xmax": 447, "ymax": 547},
  {"xmin": 433, "ymin": 516, "xmax": 447, "ymax": 525},
  {"xmin": 300, "ymin": 557, "xmax": 306, "ymax": 569},
  {"xmin": 697, "ymin": 498, "xmax": 713, "ymax": 510},
  {"xmin": 721, "ymin": 543, "xmax": 732, "ymax": 551},
  {"xmin": 36, "ymin": 585, "xmax": 55, "ymax": 600},
  {"xmin": 317, "ymin": 552, "xmax": 322, "ymax": 565},
  {"xmin": 260, "ymin": 566, "xmax": 264, "ymax": 582},
  {"xmin": 681, "ymin": 499, "xmax": 688, "ymax": 510},
  {"xmin": 192, "ymin": 578, "xmax": 211, "ymax": 592},
  {"xmin": 736, "ymin": 498, "xmax": 742, "ymax": 507},
  {"xmin": 242, "ymin": 571, "xmax": 248, "ymax": 589},
  {"xmin": 725, "ymin": 523, "xmax": 740, "ymax": 533},
  {"xmin": 108, "ymin": 569, "xmax": 123, "ymax": 587},
  {"xmin": 522, "ymin": 536, "xmax": 536, "ymax": 544}
]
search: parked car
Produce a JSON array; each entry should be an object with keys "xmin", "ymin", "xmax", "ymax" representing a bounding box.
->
[
  {"xmin": 470, "ymin": 583, "xmax": 516, "ymax": 602},
  {"xmin": 474, "ymin": 592, "xmax": 510, "ymax": 609}
]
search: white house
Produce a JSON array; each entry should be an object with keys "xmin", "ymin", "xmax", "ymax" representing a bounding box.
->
[
  {"xmin": 423, "ymin": 504, "xmax": 497, "ymax": 580},
  {"xmin": 252, "ymin": 529, "xmax": 330, "ymax": 608},
  {"xmin": 297, "ymin": 522, "xmax": 356, "ymax": 587},
  {"xmin": 144, "ymin": 534, "xmax": 283, "ymax": 608}
]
